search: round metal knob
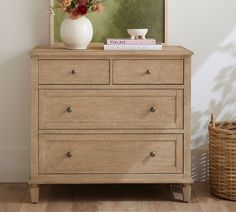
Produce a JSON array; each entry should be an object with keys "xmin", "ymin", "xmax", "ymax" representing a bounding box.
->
[
  {"xmin": 150, "ymin": 107, "xmax": 156, "ymax": 113},
  {"xmin": 71, "ymin": 70, "xmax": 77, "ymax": 75},
  {"xmin": 66, "ymin": 152, "xmax": 73, "ymax": 158},
  {"xmin": 67, "ymin": 107, "xmax": 73, "ymax": 113},
  {"xmin": 146, "ymin": 70, "xmax": 151, "ymax": 75},
  {"xmin": 150, "ymin": 151, "xmax": 156, "ymax": 158}
]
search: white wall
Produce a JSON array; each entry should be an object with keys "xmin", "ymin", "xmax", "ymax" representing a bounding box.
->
[
  {"xmin": 0, "ymin": 0, "xmax": 50, "ymax": 181},
  {"xmin": 168, "ymin": 0, "xmax": 236, "ymax": 181},
  {"xmin": 0, "ymin": 0, "xmax": 236, "ymax": 182}
]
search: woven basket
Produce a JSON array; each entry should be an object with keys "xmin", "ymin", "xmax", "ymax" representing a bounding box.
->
[{"xmin": 209, "ymin": 113, "xmax": 236, "ymax": 201}]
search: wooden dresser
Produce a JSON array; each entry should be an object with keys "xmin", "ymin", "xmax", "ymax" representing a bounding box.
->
[{"xmin": 29, "ymin": 46, "xmax": 193, "ymax": 203}]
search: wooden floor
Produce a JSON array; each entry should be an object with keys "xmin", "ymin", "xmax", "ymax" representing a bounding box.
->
[{"xmin": 0, "ymin": 183, "xmax": 236, "ymax": 212}]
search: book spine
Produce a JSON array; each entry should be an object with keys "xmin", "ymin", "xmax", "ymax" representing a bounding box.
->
[
  {"xmin": 107, "ymin": 39, "xmax": 156, "ymax": 45},
  {"xmin": 104, "ymin": 45, "xmax": 162, "ymax": 51}
]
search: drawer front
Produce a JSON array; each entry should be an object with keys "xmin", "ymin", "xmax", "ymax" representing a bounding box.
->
[
  {"xmin": 113, "ymin": 60, "xmax": 183, "ymax": 85},
  {"xmin": 39, "ymin": 134, "xmax": 183, "ymax": 174},
  {"xmin": 39, "ymin": 60, "xmax": 110, "ymax": 84},
  {"xmin": 39, "ymin": 90, "xmax": 183, "ymax": 129}
]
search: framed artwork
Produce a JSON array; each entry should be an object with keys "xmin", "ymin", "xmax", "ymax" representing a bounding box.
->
[{"xmin": 50, "ymin": 0, "xmax": 167, "ymax": 45}]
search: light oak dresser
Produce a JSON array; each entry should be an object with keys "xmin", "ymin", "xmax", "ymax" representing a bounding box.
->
[{"xmin": 29, "ymin": 46, "xmax": 193, "ymax": 203}]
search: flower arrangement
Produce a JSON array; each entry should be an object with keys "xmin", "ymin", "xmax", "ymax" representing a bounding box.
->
[{"xmin": 57, "ymin": 0, "xmax": 105, "ymax": 19}]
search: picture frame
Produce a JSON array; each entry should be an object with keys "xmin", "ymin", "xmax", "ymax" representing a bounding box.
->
[{"xmin": 50, "ymin": 0, "xmax": 168, "ymax": 46}]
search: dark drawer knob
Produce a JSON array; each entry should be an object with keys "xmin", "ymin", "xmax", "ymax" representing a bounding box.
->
[
  {"xmin": 71, "ymin": 70, "xmax": 77, "ymax": 74},
  {"xmin": 150, "ymin": 151, "xmax": 156, "ymax": 158},
  {"xmin": 146, "ymin": 70, "xmax": 151, "ymax": 75},
  {"xmin": 150, "ymin": 107, "xmax": 156, "ymax": 113},
  {"xmin": 66, "ymin": 152, "xmax": 73, "ymax": 158},
  {"xmin": 67, "ymin": 107, "xmax": 73, "ymax": 113}
]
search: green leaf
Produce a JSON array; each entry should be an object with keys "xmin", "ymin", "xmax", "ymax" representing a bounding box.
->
[{"xmin": 69, "ymin": 1, "xmax": 76, "ymax": 9}]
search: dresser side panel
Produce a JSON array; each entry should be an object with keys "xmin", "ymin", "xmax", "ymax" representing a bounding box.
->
[
  {"xmin": 30, "ymin": 56, "xmax": 39, "ymax": 178},
  {"xmin": 183, "ymin": 56, "xmax": 192, "ymax": 178}
]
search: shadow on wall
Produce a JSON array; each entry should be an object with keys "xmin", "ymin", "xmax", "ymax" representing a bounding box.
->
[
  {"xmin": 191, "ymin": 42, "xmax": 236, "ymax": 182},
  {"xmin": 192, "ymin": 144, "xmax": 209, "ymax": 182}
]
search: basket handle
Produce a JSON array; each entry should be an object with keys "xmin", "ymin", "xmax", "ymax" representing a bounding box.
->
[{"xmin": 211, "ymin": 113, "xmax": 216, "ymax": 128}]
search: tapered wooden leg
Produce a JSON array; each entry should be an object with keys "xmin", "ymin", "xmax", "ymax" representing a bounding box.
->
[
  {"xmin": 182, "ymin": 184, "xmax": 191, "ymax": 203},
  {"xmin": 30, "ymin": 184, "xmax": 39, "ymax": 203}
]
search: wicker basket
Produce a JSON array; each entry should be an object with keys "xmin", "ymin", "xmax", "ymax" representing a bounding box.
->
[{"xmin": 209, "ymin": 113, "xmax": 236, "ymax": 201}]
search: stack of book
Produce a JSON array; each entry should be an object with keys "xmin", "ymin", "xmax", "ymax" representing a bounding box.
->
[{"xmin": 104, "ymin": 38, "xmax": 162, "ymax": 51}]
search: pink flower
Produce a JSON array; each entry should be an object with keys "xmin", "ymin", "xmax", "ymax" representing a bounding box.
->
[{"xmin": 92, "ymin": 3, "xmax": 104, "ymax": 13}]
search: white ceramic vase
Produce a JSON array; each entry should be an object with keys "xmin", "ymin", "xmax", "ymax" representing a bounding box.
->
[{"xmin": 60, "ymin": 16, "xmax": 93, "ymax": 49}]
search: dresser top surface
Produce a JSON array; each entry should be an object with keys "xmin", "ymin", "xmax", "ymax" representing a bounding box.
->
[{"xmin": 31, "ymin": 45, "xmax": 193, "ymax": 57}]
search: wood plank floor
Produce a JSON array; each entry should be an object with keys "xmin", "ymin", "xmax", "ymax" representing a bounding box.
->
[{"xmin": 0, "ymin": 183, "xmax": 236, "ymax": 212}]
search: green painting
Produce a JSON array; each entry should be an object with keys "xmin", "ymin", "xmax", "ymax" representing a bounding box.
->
[{"xmin": 53, "ymin": 0, "xmax": 166, "ymax": 43}]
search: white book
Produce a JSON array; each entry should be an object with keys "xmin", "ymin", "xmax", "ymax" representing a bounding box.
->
[{"xmin": 104, "ymin": 44, "xmax": 162, "ymax": 51}]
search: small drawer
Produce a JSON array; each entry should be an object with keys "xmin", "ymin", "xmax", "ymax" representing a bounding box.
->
[
  {"xmin": 113, "ymin": 60, "xmax": 183, "ymax": 85},
  {"xmin": 39, "ymin": 60, "xmax": 110, "ymax": 85},
  {"xmin": 39, "ymin": 90, "xmax": 183, "ymax": 130},
  {"xmin": 39, "ymin": 134, "xmax": 183, "ymax": 174}
]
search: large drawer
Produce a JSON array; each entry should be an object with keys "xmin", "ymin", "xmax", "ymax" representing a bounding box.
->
[
  {"xmin": 39, "ymin": 134, "xmax": 183, "ymax": 174},
  {"xmin": 113, "ymin": 60, "xmax": 183, "ymax": 85},
  {"xmin": 39, "ymin": 60, "xmax": 110, "ymax": 85},
  {"xmin": 39, "ymin": 90, "xmax": 183, "ymax": 129}
]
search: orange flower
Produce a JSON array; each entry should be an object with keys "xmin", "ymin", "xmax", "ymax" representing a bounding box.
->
[
  {"xmin": 61, "ymin": 0, "xmax": 72, "ymax": 11},
  {"xmin": 92, "ymin": 3, "xmax": 104, "ymax": 13}
]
